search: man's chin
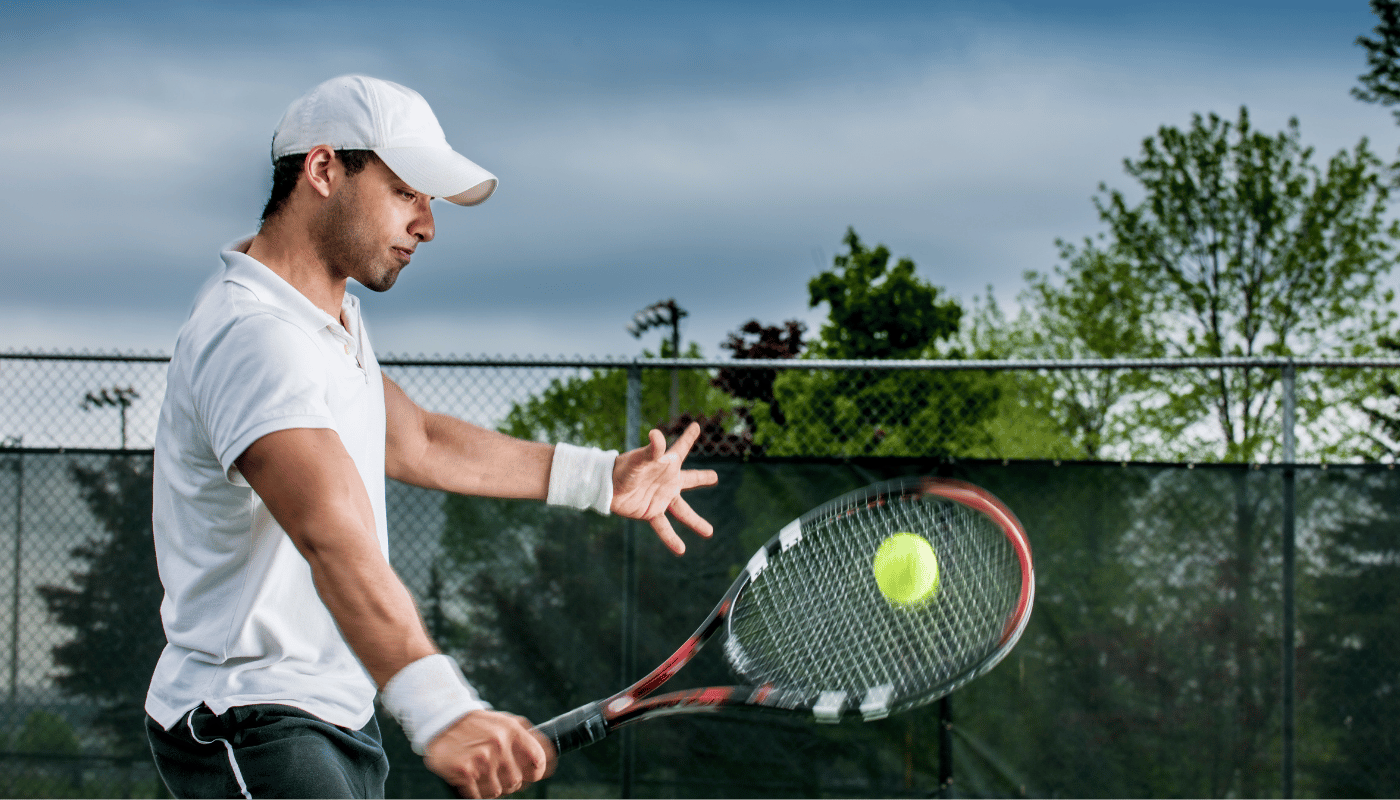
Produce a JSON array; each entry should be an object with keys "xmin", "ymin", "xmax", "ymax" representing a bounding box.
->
[{"xmin": 356, "ymin": 267, "xmax": 401, "ymax": 293}]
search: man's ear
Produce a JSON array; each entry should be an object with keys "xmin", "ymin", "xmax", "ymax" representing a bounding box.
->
[{"xmin": 303, "ymin": 145, "xmax": 337, "ymax": 200}]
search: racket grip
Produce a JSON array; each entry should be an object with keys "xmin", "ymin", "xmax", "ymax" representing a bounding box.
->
[{"xmin": 535, "ymin": 701, "xmax": 608, "ymax": 755}]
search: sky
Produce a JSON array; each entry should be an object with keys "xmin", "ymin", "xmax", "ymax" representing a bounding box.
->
[{"xmin": 1, "ymin": 0, "xmax": 1395, "ymax": 360}]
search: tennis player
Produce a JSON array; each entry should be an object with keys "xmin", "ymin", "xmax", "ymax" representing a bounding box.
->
[{"xmin": 143, "ymin": 75, "xmax": 718, "ymax": 799}]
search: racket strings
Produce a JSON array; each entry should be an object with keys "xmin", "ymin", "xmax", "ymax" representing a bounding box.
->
[{"xmin": 727, "ymin": 490, "xmax": 1023, "ymax": 708}]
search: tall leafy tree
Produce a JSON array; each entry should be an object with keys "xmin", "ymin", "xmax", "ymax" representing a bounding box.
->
[
  {"xmin": 1094, "ymin": 107, "xmax": 1396, "ymax": 462},
  {"xmin": 753, "ymin": 228, "xmax": 999, "ymax": 456},
  {"xmin": 806, "ymin": 228, "xmax": 962, "ymax": 361},
  {"xmin": 1359, "ymin": 335, "xmax": 1400, "ymax": 457},
  {"xmin": 996, "ymin": 108, "xmax": 1397, "ymax": 464},
  {"xmin": 37, "ymin": 455, "xmax": 165, "ymax": 756},
  {"xmin": 1352, "ymin": 0, "xmax": 1400, "ymax": 461},
  {"xmin": 1355, "ymin": 0, "xmax": 1400, "ymax": 123},
  {"xmin": 967, "ymin": 241, "xmax": 1168, "ymax": 460},
  {"xmin": 1027, "ymin": 107, "xmax": 1399, "ymax": 797}
]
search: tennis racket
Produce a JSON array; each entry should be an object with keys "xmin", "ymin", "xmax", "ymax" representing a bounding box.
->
[{"xmin": 536, "ymin": 476, "xmax": 1035, "ymax": 754}]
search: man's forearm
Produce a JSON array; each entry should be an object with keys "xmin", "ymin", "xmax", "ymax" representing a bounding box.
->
[
  {"xmin": 237, "ymin": 427, "xmax": 440, "ymax": 687},
  {"xmin": 292, "ymin": 509, "xmax": 438, "ymax": 687},
  {"xmin": 238, "ymin": 426, "xmax": 491, "ymax": 756},
  {"xmin": 392, "ymin": 411, "xmax": 555, "ymax": 499}
]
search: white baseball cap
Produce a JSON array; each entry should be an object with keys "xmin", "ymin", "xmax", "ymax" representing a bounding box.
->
[{"xmin": 271, "ymin": 75, "xmax": 497, "ymax": 206}]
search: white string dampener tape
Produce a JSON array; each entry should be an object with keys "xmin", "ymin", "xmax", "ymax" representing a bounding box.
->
[
  {"xmin": 547, "ymin": 442, "xmax": 617, "ymax": 515},
  {"xmin": 382, "ymin": 654, "xmax": 491, "ymax": 755}
]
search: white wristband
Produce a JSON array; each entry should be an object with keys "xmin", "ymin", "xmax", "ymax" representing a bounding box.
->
[
  {"xmin": 381, "ymin": 654, "xmax": 491, "ymax": 755},
  {"xmin": 547, "ymin": 442, "xmax": 617, "ymax": 516}
]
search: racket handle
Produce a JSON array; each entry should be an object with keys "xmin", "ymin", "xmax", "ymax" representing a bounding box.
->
[{"xmin": 535, "ymin": 701, "xmax": 608, "ymax": 755}]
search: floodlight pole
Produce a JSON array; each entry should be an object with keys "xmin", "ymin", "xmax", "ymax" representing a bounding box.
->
[
  {"xmin": 627, "ymin": 300, "xmax": 688, "ymax": 422},
  {"xmin": 82, "ymin": 386, "xmax": 139, "ymax": 449},
  {"xmin": 669, "ymin": 319, "xmax": 680, "ymax": 423}
]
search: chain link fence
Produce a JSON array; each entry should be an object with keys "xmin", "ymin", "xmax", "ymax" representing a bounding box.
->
[
  {"xmin": 1, "ymin": 351, "xmax": 1398, "ymax": 797},
  {"xmin": 6, "ymin": 352, "xmax": 1396, "ymax": 462}
]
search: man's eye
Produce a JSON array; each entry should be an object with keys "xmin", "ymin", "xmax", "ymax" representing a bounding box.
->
[{"xmin": 400, "ymin": 190, "xmax": 417, "ymax": 201}]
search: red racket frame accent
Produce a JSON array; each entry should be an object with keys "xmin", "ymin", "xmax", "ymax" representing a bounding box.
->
[
  {"xmin": 536, "ymin": 476, "xmax": 1036, "ymax": 754},
  {"xmin": 920, "ymin": 478, "xmax": 1035, "ymax": 644}
]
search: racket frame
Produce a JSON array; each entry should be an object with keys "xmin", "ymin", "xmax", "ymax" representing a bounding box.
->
[{"xmin": 536, "ymin": 477, "xmax": 1035, "ymax": 754}]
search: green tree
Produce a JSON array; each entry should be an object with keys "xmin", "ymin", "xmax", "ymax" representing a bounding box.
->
[
  {"xmin": 1359, "ymin": 335, "xmax": 1400, "ymax": 458},
  {"xmin": 1355, "ymin": 0, "xmax": 1400, "ymax": 124},
  {"xmin": 38, "ymin": 455, "xmax": 165, "ymax": 756},
  {"xmin": 752, "ymin": 228, "xmax": 1000, "ymax": 457},
  {"xmin": 806, "ymin": 228, "xmax": 962, "ymax": 361},
  {"xmin": 961, "ymin": 239, "xmax": 1169, "ymax": 460},
  {"xmin": 1094, "ymin": 107, "xmax": 1396, "ymax": 462},
  {"xmin": 998, "ymin": 108, "xmax": 1396, "ymax": 464},
  {"xmin": 499, "ymin": 343, "xmax": 733, "ymax": 450},
  {"xmin": 15, "ymin": 710, "xmax": 80, "ymax": 755},
  {"xmin": 1352, "ymin": 0, "xmax": 1400, "ymax": 461},
  {"xmin": 1302, "ymin": 469, "xmax": 1400, "ymax": 797},
  {"xmin": 996, "ymin": 107, "xmax": 1398, "ymax": 798}
]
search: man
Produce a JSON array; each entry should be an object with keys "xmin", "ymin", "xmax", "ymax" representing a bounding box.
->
[{"xmin": 144, "ymin": 75, "xmax": 717, "ymax": 799}]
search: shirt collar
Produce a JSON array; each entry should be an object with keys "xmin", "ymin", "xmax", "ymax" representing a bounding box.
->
[{"xmin": 220, "ymin": 236, "xmax": 362, "ymax": 341}]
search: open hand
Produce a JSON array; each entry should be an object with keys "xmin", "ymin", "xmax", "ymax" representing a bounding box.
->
[{"xmin": 610, "ymin": 422, "xmax": 719, "ymax": 554}]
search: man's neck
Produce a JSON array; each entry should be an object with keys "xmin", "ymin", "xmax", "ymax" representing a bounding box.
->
[{"xmin": 245, "ymin": 225, "xmax": 348, "ymax": 323}]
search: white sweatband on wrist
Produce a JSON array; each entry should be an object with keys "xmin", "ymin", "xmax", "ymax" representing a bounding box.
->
[
  {"xmin": 547, "ymin": 442, "xmax": 617, "ymax": 516},
  {"xmin": 381, "ymin": 654, "xmax": 491, "ymax": 755}
]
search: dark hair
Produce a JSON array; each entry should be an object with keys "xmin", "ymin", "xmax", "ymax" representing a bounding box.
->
[{"xmin": 259, "ymin": 149, "xmax": 380, "ymax": 224}]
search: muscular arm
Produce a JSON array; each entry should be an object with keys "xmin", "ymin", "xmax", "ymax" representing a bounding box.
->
[
  {"xmin": 236, "ymin": 427, "xmax": 434, "ymax": 686},
  {"xmin": 383, "ymin": 374, "xmax": 553, "ymax": 499},
  {"xmin": 236, "ymin": 427, "xmax": 550, "ymax": 797},
  {"xmin": 382, "ymin": 374, "xmax": 718, "ymax": 553}
]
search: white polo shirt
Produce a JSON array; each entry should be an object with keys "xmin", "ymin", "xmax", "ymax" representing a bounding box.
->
[{"xmin": 145, "ymin": 238, "xmax": 388, "ymax": 731}]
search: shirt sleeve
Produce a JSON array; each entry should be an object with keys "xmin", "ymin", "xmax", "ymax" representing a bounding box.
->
[{"xmin": 188, "ymin": 312, "xmax": 336, "ymax": 485}]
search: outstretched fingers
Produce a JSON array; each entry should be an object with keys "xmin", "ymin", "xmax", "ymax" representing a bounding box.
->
[
  {"xmin": 668, "ymin": 496, "xmax": 712, "ymax": 538},
  {"xmin": 668, "ymin": 420, "xmax": 702, "ymax": 457},
  {"xmin": 649, "ymin": 513, "xmax": 686, "ymax": 555},
  {"xmin": 619, "ymin": 423, "xmax": 718, "ymax": 555},
  {"xmin": 681, "ymin": 468, "xmax": 718, "ymax": 489}
]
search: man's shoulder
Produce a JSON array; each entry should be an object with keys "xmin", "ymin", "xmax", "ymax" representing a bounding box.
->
[{"xmin": 174, "ymin": 278, "xmax": 320, "ymax": 366}]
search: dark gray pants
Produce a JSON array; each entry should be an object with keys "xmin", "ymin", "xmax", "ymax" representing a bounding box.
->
[{"xmin": 146, "ymin": 704, "xmax": 389, "ymax": 799}]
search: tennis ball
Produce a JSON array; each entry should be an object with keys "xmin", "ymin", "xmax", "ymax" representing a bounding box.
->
[{"xmin": 872, "ymin": 533, "xmax": 940, "ymax": 607}]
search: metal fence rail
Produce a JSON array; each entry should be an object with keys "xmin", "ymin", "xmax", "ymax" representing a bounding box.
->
[{"xmin": 6, "ymin": 350, "xmax": 1400, "ymax": 461}]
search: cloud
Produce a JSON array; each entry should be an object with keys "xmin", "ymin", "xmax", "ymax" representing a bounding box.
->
[{"xmin": 1, "ymin": 1, "xmax": 1394, "ymax": 359}]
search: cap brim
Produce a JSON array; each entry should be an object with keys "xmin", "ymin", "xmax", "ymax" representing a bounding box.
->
[{"xmin": 375, "ymin": 146, "xmax": 497, "ymax": 206}]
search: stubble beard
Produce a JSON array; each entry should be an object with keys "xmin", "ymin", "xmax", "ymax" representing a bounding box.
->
[{"xmin": 311, "ymin": 184, "xmax": 404, "ymax": 293}]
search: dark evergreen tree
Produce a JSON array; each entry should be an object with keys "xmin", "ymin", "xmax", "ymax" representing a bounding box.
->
[
  {"xmin": 38, "ymin": 455, "xmax": 165, "ymax": 755},
  {"xmin": 1303, "ymin": 469, "xmax": 1400, "ymax": 797}
]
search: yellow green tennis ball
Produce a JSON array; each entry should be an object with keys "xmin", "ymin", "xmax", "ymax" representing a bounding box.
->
[{"xmin": 872, "ymin": 533, "xmax": 940, "ymax": 606}]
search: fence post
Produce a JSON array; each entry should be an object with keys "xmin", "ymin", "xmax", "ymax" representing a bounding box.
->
[
  {"xmin": 8, "ymin": 451, "xmax": 21, "ymax": 705},
  {"xmin": 938, "ymin": 696, "xmax": 954, "ymax": 798},
  {"xmin": 621, "ymin": 365, "xmax": 642, "ymax": 798},
  {"xmin": 1281, "ymin": 362, "xmax": 1296, "ymax": 799}
]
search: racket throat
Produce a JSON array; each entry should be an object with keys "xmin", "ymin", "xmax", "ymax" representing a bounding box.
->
[{"xmin": 536, "ymin": 701, "xmax": 608, "ymax": 755}]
